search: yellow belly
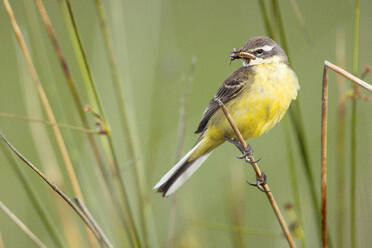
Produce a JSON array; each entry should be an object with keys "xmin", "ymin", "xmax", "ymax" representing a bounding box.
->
[
  {"xmin": 188, "ymin": 63, "xmax": 299, "ymax": 160},
  {"xmin": 206, "ymin": 63, "xmax": 299, "ymax": 145}
]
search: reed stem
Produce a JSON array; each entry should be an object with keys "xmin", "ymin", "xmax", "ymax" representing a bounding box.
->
[
  {"xmin": 0, "ymin": 133, "xmax": 111, "ymax": 248},
  {"xmin": 218, "ymin": 100, "xmax": 296, "ymax": 248},
  {"xmin": 350, "ymin": 1, "xmax": 360, "ymax": 247},
  {"xmin": 58, "ymin": 1, "xmax": 140, "ymax": 246},
  {"xmin": 321, "ymin": 60, "xmax": 371, "ymax": 248},
  {"xmin": 94, "ymin": 0, "xmax": 152, "ymax": 245}
]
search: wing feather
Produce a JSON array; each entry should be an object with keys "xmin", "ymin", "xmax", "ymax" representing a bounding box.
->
[{"xmin": 195, "ymin": 66, "xmax": 253, "ymax": 134}]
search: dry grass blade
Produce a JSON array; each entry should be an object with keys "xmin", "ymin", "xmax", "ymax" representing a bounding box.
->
[
  {"xmin": 0, "ymin": 132, "xmax": 109, "ymax": 248},
  {"xmin": 3, "ymin": 0, "xmax": 83, "ymax": 200},
  {"xmin": 58, "ymin": 1, "xmax": 142, "ymax": 246},
  {"xmin": 321, "ymin": 60, "xmax": 372, "ymax": 248},
  {"xmin": 32, "ymin": 0, "xmax": 110, "ymax": 194},
  {"xmin": 0, "ymin": 200, "xmax": 47, "ymax": 248},
  {"xmin": 93, "ymin": 1, "xmax": 150, "ymax": 245},
  {"xmin": 74, "ymin": 198, "xmax": 114, "ymax": 248},
  {"xmin": 0, "ymin": 233, "xmax": 3, "ymax": 248},
  {"xmin": 217, "ymin": 100, "xmax": 296, "ymax": 248}
]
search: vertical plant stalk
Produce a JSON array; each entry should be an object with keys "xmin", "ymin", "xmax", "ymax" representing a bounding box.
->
[
  {"xmin": 34, "ymin": 1, "xmax": 140, "ymax": 245},
  {"xmin": 167, "ymin": 59, "xmax": 195, "ymax": 248},
  {"xmin": 335, "ymin": 29, "xmax": 346, "ymax": 248},
  {"xmin": 0, "ymin": 200, "xmax": 47, "ymax": 248},
  {"xmin": 3, "ymin": 0, "xmax": 84, "ymax": 203},
  {"xmin": 350, "ymin": 1, "xmax": 360, "ymax": 247},
  {"xmin": 321, "ymin": 65, "xmax": 329, "ymax": 248},
  {"xmin": 32, "ymin": 0, "xmax": 109, "ymax": 209},
  {"xmin": 257, "ymin": 0, "xmax": 276, "ymax": 40},
  {"xmin": 0, "ymin": 133, "xmax": 112, "ymax": 248},
  {"xmin": 320, "ymin": 60, "xmax": 372, "ymax": 248},
  {"xmin": 261, "ymin": 1, "xmax": 311, "ymax": 245},
  {"xmin": 94, "ymin": 0, "xmax": 151, "ymax": 245},
  {"xmin": 2, "ymin": 0, "xmax": 95, "ymax": 243},
  {"xmin": 58, "ymin": 1, "xmax": 141, "ymax": 246},
  {"xmin": 284, "ymin": 117, "xmax": 306, "ymax": 248},
  {"xmin": 217, "ymin": 101, "xmax": 296, "ymax": 248}
]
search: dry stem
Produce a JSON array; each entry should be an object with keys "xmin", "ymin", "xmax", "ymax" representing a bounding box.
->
[
  {"xmin": 3, "ymin": 0, "xmax": 83, "ymax": 201},
  {"xmin": 217, "ymin": 101, "xmax": 296, "ymax": 248},
  {"xmin": 321, "ymin": 60, "xmax": 372, "ymax": 248},
  {"xmin": 74, "ymin": 198, "xmax": 113, "ymax": 248},
  {"xmin": 0, "ymin": 133, "xmax": 110, "ymax": 248}
]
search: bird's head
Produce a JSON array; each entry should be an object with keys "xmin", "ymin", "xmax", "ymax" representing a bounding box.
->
[{"xmin": 230, "ymin": 36, "xmax": 288, "ymax": 66}]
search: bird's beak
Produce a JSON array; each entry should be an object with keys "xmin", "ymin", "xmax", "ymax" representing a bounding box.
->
[{"xmin": 230, "ymin": 49, "xmax": 256, "ymax": 64}]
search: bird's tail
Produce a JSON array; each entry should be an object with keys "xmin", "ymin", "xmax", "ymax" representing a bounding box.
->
[{"xmin": 153, "ymin": 139, "xmax": 212, "ymax": 197}]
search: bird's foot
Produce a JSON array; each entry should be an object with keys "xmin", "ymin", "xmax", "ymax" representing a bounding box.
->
[
  {"xmin": 247, "ymin": 172, "xmax": 270, "ymax": 192},
  {"xmin": 224, "ymin": 137, "xmax": 254, "ymax": 159}
]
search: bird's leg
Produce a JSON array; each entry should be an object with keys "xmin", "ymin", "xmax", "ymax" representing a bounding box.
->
[
  {"xmin": 223, "ymin": 137, "xmax": 259, "ymax": 163},
  {"xmin": 247, "ymin": 172, "xmax": 270, "ymax": 192},
  {"xmin": 224, "ymin": 137, "xmax": 245, "ymax": 154}
]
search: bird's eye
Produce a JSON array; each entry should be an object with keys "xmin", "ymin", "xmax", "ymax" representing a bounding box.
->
[{"xmin": 255, "ymin": 49, "xmax": 264, "ymax": 54}]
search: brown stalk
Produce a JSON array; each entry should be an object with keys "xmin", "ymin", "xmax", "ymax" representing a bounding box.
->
[
  {"xmin": 0, "ymin": 133, "xmax": 110, "ymax": 248},
  {"xmin": 2, "ymin": 0, "xmax": 93, "ymax": 243},
  {"xmin": 321, "ymin": 60, "xmax": 372, "ymax": 248},
  {"xmin": 32, "ymin": 0, "xmax": 108, "ymax": 200},
  {"xmin": 217, "ymin": 100, "xmax": 296, "ymax": 248},
  {"xmin": 0, "ymin": 233, "xmax": 3, "ymax": 248},
  {"xmin": 3, "ymin": 0, "xmax": 82, "ymax": 198}
]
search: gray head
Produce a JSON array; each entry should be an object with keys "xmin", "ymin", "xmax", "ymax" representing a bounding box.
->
[{"xmin": 231, "ymin": 36, "xmax": 288, "ymax": 66}]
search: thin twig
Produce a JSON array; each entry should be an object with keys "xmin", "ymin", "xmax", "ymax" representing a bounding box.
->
[
  {"xmin": 0, "ymin": 132, "xmax": 108, "ymax": 247},
  {"xmin": 321, "ymin": 60, "xmax": 372, "ymax": 248},
  {"xmin": 74, "ymin": 198, "xmax": 114, "ymax": 248},
  {"xmin": 217, "ymin": 101, "xmax": 296, "ymax": 248},
  {"xmin": 0, "ymin": 200, "xmax": 47, "ymax": 248},
  {"xmin": 0, "ymin": 112, "xmax": 100, "ymax": 134}
]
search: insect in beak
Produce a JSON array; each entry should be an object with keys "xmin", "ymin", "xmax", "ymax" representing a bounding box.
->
[{"xmin": 230, "ymin": 48, "xmax": 256, "ymax": 64}]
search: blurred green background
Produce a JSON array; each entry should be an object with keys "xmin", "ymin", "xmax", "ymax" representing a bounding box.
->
[{"xmin": 0, "ymin": 0, "xmax": 371, "ymax": 247}]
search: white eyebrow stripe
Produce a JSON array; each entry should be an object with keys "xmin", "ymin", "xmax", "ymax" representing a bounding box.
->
[{"xmin": 253, "ymin": 45, "xmax": 274, "ymax": 52}]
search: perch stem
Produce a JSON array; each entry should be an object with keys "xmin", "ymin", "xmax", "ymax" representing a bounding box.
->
[{"xmin": 218, "ymin": 101, "xmax": 296, "ymax": 248}]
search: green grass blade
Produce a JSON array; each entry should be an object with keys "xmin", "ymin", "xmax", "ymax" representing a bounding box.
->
[{"xmin": 350, "ymin": 0, "xmax": 360, "ymax": 247}]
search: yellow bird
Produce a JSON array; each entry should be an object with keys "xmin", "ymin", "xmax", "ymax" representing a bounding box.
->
[{"xmin": 154, "ymin": 36, "xmax": 299, "ymax": 197}]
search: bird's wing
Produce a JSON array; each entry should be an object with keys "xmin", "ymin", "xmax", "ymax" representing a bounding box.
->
[{"xmin": 195, "ymin": 66, "xmax": 253, "ymax": 134}]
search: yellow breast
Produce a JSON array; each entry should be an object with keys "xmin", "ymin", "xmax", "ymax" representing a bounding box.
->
[{"xmin": 208, "ymin": 63, "xmax": 299, "ymax": 141}]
